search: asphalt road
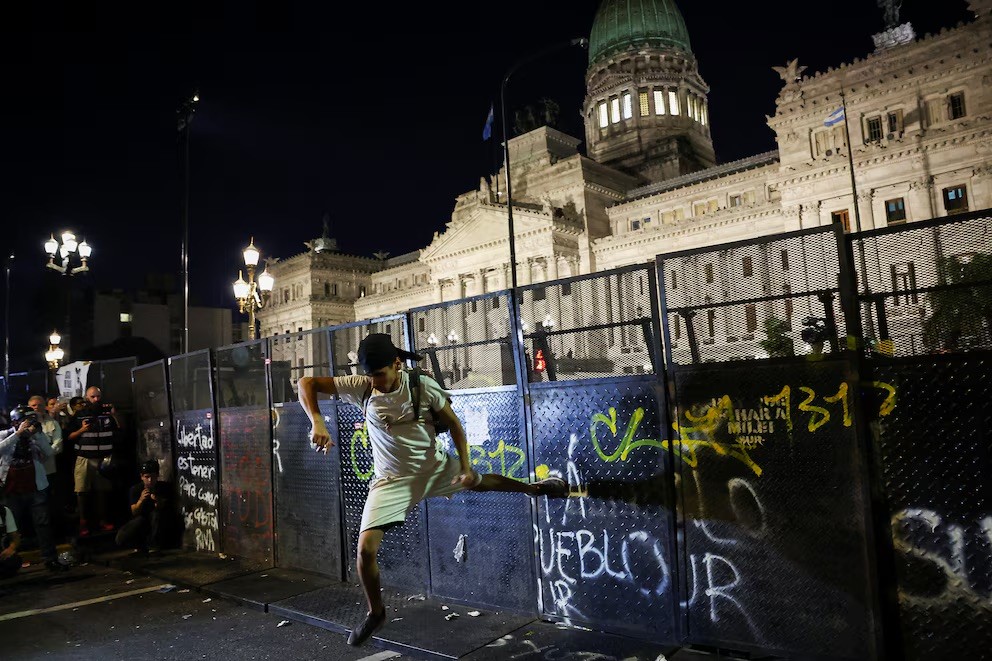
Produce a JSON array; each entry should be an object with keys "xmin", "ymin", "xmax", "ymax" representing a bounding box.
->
[{"xmin": 0, "ymin": 562, "xmax": 405, "ymax": 661}]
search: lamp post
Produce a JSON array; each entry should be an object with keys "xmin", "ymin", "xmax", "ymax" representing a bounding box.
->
[
  {"xmin": 178, "ymin": 91, "xmax": 199, "ymax": 354},
  {"xmin": 4, "ymin": 252, "xmax": 12, "ymax": 386},
  {"xmin": 447, "ymin": 330, "xmax": 459, "ymax": 382},
  {"xmin": 539, "ymin": 313, "xmax": 557, "ymax": 381},
  {"xmin": 425, "ymin": 332, "xmax": 444, "ymax": 386},
  {"xmin": 44, "ymin": 231, "xmax": 92, "ymax": 275},
  {"xmin": 499, "ymin": 38, "xmax": 588, "ymax": 295},
  {"xmin": 43, "ymin": 231, "xmax": 92, "ymax": 364},
  {"xmin": 232, "ymin": 238, "xmax": 274, "ymax": 341}
]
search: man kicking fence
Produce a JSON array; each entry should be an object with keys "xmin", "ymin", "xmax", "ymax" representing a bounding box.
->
[{"xmin": 299, "ymin": 333, "xmax": 569, "ymax": 646}]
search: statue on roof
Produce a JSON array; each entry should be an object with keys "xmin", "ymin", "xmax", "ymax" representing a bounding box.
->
[
  {"xmin": 877, "ymin": 0, "xmax": 902, "ymax": 28},
  {"xmin": 772, "ymin": 59, "xmax": 807, "ymax": 86},
  {"xmin": 304, "ymin": 211, "xmax": 338, "ymax": 253}
]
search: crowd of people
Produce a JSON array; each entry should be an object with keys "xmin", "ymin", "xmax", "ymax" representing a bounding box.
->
[{"xmin": 0, "ymin": 386, "xmax": 178, "ymax": 579}]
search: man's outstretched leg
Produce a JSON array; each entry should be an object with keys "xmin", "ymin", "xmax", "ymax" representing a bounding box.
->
[
  {"xmin": 471, "ymin": 473, "xmax": 569, "ymax": 498},
  {"xmin": 349, "ymin": 527, "xmax": 387, "ymax": 646}
]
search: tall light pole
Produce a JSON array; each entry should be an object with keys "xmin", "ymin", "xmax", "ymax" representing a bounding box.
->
[
  {"xmin": 43, "ymin": 231, "xmax": 93, "ymax": 363},
  {"xmin": 3, "ymin": 252, "xmax": 12, "ymax": 386},
  {"xmin": 232, "ymin": 238, "xmax": 275, "ymax": 341},
  {"xmin": 499, "ymin": 38, "xmax": 588, "ymax": 295},
  {"xmin": 178, "ymin": 91, "xmax": 199, "ymax": 354}
]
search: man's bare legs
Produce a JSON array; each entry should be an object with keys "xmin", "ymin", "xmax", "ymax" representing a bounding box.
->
[{"xmin": 356, "ymin": 528, "xmax": 386, "ymax": 616}]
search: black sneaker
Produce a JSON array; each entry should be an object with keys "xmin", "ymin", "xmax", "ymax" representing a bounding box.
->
[
  {"xmin": 347, "ymin": 609, "xmax": 386, "ymax": 646},
  {"xmin": 533, "ymin": 477, "xmax": 569, "ymax": 498}
]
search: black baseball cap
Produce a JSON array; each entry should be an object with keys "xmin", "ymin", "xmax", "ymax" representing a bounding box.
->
[
  {"xmin": 357, "ymin": 334, "xmax": 422, "ymax": 373},
  {"xmin": 139, "ymin": 460, "xmax": 160, "ymax": 475}
]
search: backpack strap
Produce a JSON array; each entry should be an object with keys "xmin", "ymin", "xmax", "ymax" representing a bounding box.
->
[
  {"xmin": 361, "ymin": 381, "xmax": 373, "ymax": 429},
  {"xmin": 409, "ymin": 368, "xmax": 424, "ymax": 422}
]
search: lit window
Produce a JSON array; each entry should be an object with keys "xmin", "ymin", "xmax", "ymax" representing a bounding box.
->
[
  {"xmin": 622, "ymin": 92, "xmax": 632, "ymax": 120},
  {"xmin": 926, "ymin": 98, "xmax": 944, "ymax": 126},
  {"xmin": 598, "ymin": 102, "xmax": 608, "ymax": 128},
  {"xmin": 729, "ymin": 194, "xmax": 742, "ymax": 207},
  {"xmin": 668, "ymin": 90, "xmax": 680, "ymax": 116},
  {"xmin": 610, "ymin": 97, "xmax": 621, "ymax": 124},
  {"xmin": 653, "ymin": 90, "xmax": 665, "ymax": 115},
  {"xmin": 120, "ymin": 313, "xmax": 131, "ymax": 323},
  {"xmin": 639, "ymin": 91, "xmax": 650, "ymax": 117},
  {"xmin": 942, "ymin": 186, "xmax": 968, "ymax": 213},
  {"xmin": 884, "ymin": 198, "xmax": 906, "ymax": 224}
]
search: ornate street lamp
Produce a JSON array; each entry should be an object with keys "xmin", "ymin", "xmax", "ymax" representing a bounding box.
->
[
  {"xmin": 45, "ymin": 330, "xmax": 65, "ymax": 370},
  {"xmin": 232, "ymin": 237, "xmax": 275, "ymax": 340},
  {"xmin": 44, "ymin": 231, "xmax": 92, "ymax": 276}
]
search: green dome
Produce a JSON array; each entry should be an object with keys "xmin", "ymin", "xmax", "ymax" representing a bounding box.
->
[{"xmin": 588, "ymin": 0, "xmax": 692, "ymax": 64}]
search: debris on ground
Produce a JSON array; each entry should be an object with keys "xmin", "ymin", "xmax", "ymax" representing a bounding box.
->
[
  {"xmin": 444, "ymin": 612, "xmax": 459, "ymax": 621},
  {"xmin": 277, "ymin": 620, "xmax": 291, "ymax": 628},
  {"xmin": 406, "ymin": 593, "xmax": 426, "ymax": 601},
  {"xmin": 157, "ymin": 585, "xmax": 176, "ymax": 593},
  {"xmin": 468, "ymin": 611, "xmax": 481, "ymax": 617}
]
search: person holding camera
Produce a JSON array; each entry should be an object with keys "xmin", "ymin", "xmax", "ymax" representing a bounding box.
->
[
  {"xmin": 0, "ymin": 406, "xmax": 66, "ymax": 572},
  {"xmin": 116, "ymin": 460, "xmax": 176, "ymax": 555},
  {"xmin": 65, "ymin": 386, "xmax": 122, "ymax": 537}
]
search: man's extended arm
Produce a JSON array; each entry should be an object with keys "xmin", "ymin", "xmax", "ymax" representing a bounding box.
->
[{"xmin": 297, "ymin": 376, "xmax": 339, "ymax": 453}]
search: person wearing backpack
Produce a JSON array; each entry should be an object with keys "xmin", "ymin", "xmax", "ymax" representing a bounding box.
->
[{"xmin": 299, "ymin": 333, "xmax": 568, "ymax": 647}]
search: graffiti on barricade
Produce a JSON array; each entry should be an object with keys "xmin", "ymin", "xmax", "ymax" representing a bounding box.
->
[
  {"xmin": 892, "ymin": 508, "xmax": 992, "ymax": 607},
  {"xmin": 348, "ymin": 424, "xmax": 527, "ymax": 480},
  {"xmin": 584, "ymin": 381, "xmax": 897, "ymax": 476}
]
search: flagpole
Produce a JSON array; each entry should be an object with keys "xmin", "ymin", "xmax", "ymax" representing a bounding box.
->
[
  {"xmin": 840, "ymin": 90, "xmax": 863, "ymax": 233},
  {"xmin": 839, "ymin": 88, "xmax": 877, "ymax": 339},
  {"xmin": 499, "ymin": 38, "xmax": 588, "ymax": 296}
]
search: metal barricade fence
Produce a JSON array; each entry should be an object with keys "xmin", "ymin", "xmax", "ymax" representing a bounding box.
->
[
  {"xmin": 851, "ymin": 209, "xmax": 992, "ymax": 357},
  {"xmin": 657, "ymin": 227, "xmax": 878, "ymax": 659},
  {"xmin": 408, "ymin": 290, "xmax": 537, "ymax": 612},
  {"xmin": 267, "ymin": 327, "xmax": 345, "ymax": 578},
  {"xmin": 213, "ymin": 340, "xmax": 274, "ymax": 565},
  {"xmin": 658, "ymin": 226, "xmax": 845, "ymax": 364},
  {"xmin": 168, "ymin": 349, "xmax": 220, "ymax": 553},
  {"xmin": 131, "ymin": 360, "xmax": 173, "ymax": 481},
  {"xmin": 851, "ymin": 209, "xmax": 992, "ymax": 660}
]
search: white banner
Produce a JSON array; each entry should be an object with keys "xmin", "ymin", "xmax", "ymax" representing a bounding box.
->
[{"xmin": 56, "ymin": 361, "xmax": 91, "ymax": 399}]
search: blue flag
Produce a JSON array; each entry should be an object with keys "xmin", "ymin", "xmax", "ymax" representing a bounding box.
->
[
  {"xmin": 824, "ymin": 107, "xmax": 845, "ymax": 127},
  {"xmin": 482, "ymin": 105, "xmax": 494, "ymax": 141}
]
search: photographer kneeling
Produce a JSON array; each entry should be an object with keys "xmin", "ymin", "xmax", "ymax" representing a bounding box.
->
[
  {"xmin": 116, "ymin": 460, "xmax": 177, "ymax": 555},
  {"xmin": 0, "ymin": 406, "xmax": 67, "ymax": 572}
]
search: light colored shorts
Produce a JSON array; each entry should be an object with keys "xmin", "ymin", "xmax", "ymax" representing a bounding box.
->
[
  {"xmin": 74, "ymin": 457, "xmax": 113, "ymax": 493},
  {"xmin": 360, "ymin": 454, "xmax": 479, "ymax": 531}
]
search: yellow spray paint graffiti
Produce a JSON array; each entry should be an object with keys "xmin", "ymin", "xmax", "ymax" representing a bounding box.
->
[
  {"xmin": 580, "ymin": 381, "xmax": 897, "ymax": 477},
  {"xmin": 590, "ymin": 407, "xmax": 666, "ymax": 463}
]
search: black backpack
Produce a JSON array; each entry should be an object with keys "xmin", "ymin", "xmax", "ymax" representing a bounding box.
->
[{"xmin": 362, "ymin": 368, "xmax": 450, "ymax": 435}]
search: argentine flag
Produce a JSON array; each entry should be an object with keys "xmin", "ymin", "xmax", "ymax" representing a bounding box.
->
[
  {"xmin": 824, "ymin": 107, "xmax": 845, "ymax": 127},
  {"xmin": 482, "ymin": 105, "xmax": 494, "ymax": 141}
]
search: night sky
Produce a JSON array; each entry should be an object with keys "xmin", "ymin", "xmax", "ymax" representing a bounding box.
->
[{"xmin": 1, "ymin": 0, "xmax": 972, "ymax": 365}]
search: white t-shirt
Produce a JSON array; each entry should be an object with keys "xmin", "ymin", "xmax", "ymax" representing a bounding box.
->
[{"xmin": 335, "ymin": 370, "xmax": 450, "ymax": 480}]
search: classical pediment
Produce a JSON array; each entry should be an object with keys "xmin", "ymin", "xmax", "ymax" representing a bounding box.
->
[{"xmin": 421, "ymin": 207, "xmax": 552, "ymax": 263}]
